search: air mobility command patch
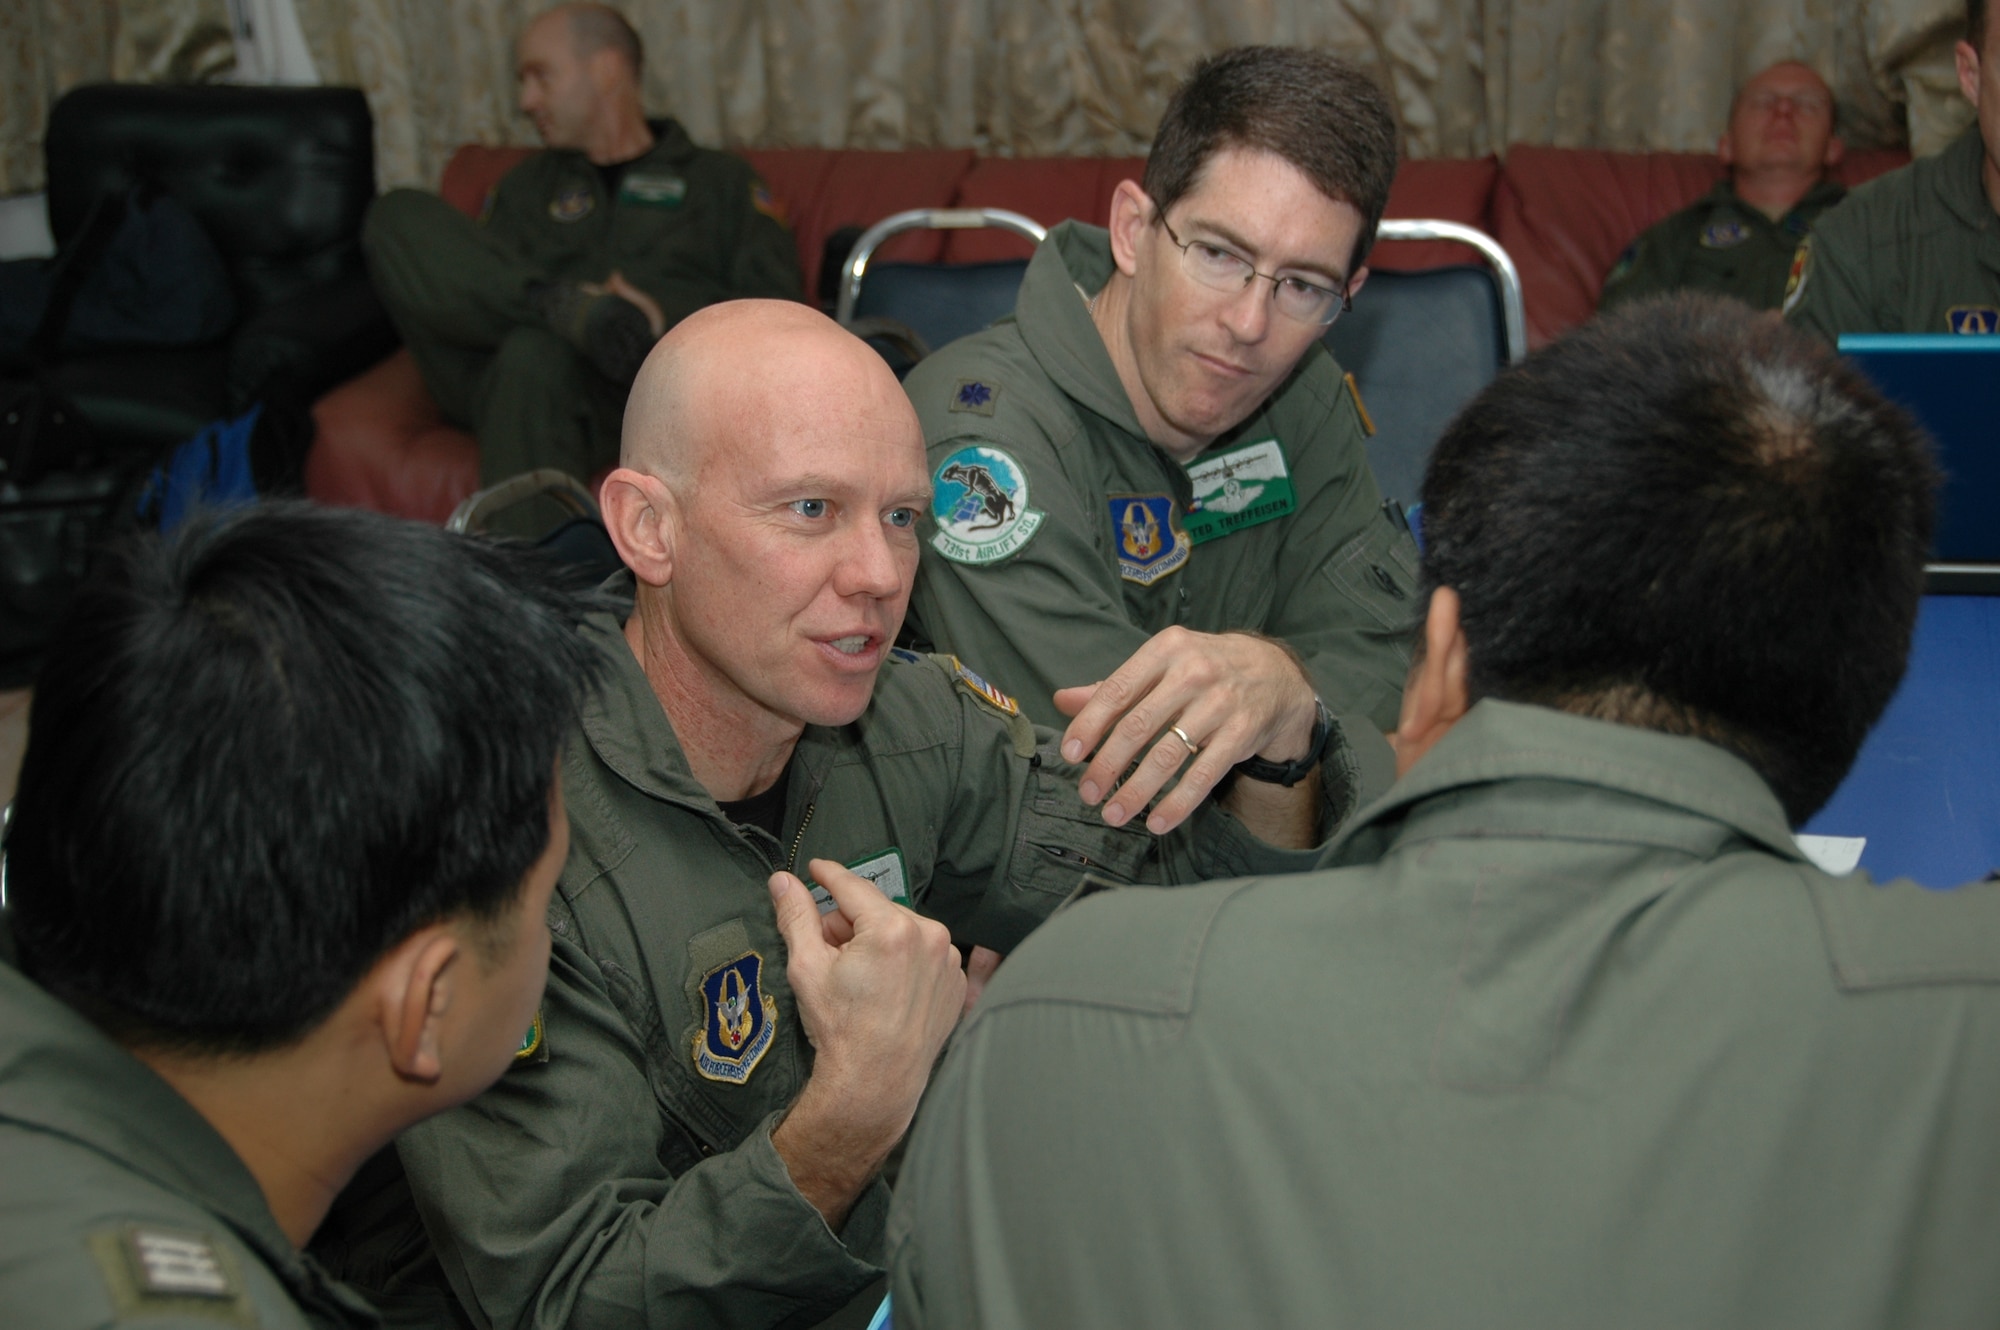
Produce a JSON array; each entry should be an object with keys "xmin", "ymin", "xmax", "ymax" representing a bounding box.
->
[
  {"xmin": 88, "ymin": 1226, "xmax": 253, "ymax": 1325},
  {"xmin": 1109, "ymin": 494, "xmax": 1189, "ymax": 585},
  {"xmin": 1700, "ymin": 220, "xmax": 1749, "ymax": 248},
  {"xmin": 1182, "ymin": 438, "xmax": 1296, "ymax": 545},
  {"xmin": 949, "ymin": 379, "xmax": 1000, "ymax": 416},
  {"xmin": 549, "ymin": 180, "xmax": 595, "ymax": 222},
  {"xmin": 693, "ymin": 952, "xmax": 777, "ymax": 1084},
  {"xmin": 514, "ymin": 1007, "xmax": 549, "ymax": 1064},
  {"xmin": 1947, "ymin": 305, "xmax": 1999, "ymax": 334},
  {"xmin": 620, "ymin": 171, "xmax": 687, "ymax": 208},
  {"xmin": 1782, "ymin": 238, "xmax": 1811, "ymax": 314},
  {"xmin": 930, "ymin": 445, "xmax": 1043, "ymax": 564}
]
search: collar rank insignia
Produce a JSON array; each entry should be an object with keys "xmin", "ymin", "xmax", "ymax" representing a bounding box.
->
[
  {"xmin": 549, "ymin": 181, "xmax": 595, "ymax": 222},
  {"xmin": 888, "ymin": 646, "xmax": 923, "ymax": 665},
  {"xmin": 948, "ymin": 655, "xmax": 1019, "ymax": 715},
  {"xmin": 1700, "ymin": 220, "xmax": 1749, "ymax": 248},
  {"xmin": 1110, "ymin": 494, "xmax": 1190, "ymax": 585},
  {"xmin": 1947, "ymin": 305, "xmax": 1999, "ymax": 334},
  {"xmin": 694, "ymin": 952, "xmax": 777, "ymax": 1084},
  {"xmin": 950, "ymin": 379, "xmax": 999, "ymax": 415}
]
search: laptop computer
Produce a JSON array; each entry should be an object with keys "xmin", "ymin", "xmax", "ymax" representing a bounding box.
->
[{"xmin": 1840, "ymin": 334, "xmax": 2000, "ymax": 594}]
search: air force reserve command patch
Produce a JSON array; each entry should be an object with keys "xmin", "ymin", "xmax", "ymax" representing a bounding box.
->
[
  {"xmin": 1948, "ymin": 305, "xmax": 1999, "ymax": 334},
  {"xmin": 694, "ymin": 952, "xmax": 777, "ymax": 1084},
  {"xmin": 1110, "ymin": 494, "xmax": 1190, "ymax": 585},
  {"xmin": 930, "ymin": 445, "xmax": 1043, "ymax": 564},
  {"xmin": 1182, "ymin": 438, "xmax": 1296, "ymax": 545}
]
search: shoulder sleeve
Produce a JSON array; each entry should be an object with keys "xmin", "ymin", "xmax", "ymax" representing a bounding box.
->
[
  {"xmin": 1264, "ymin": 357, "xmax": 1421, "ymax": 731},
  {"xmin": 1597, "ymin": 214, "xmax": 1685, "ymax": 311},
  {"xmin": 1784, "ymin": 207, "xmax": 1878, "ymax": 341},
  {"xmin": 396, "ymin": 935, "xmax": 882, "ymax": 1330},
  {"xmin": 718, "ymin": 154, "xmax": 805, "ymax": 302},
  {"xmin": 905, "ymin": 361, "xmax": 1157, "ymax": 730}
]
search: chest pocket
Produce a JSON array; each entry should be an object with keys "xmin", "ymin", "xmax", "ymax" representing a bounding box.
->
[
  {"xmin": 594, "ymin": 957, "xmax": 720, "ymax": 1177},
  {"xmin": 1322, "ymin": 514, "xmax": 1419, "ymax": 631}
]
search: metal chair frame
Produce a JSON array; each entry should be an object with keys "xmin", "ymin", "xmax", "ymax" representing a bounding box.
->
[
  {"xmin": 834, "ymin": 208, "xmax": 1049, "ymax": 329},
  {"xmin": 1372, "ymin": 219, "xmax": 1528, "ymax": 365},
  {"xmin": 446, "ymin": 467, "xmax": 599, "ymax": 535}
]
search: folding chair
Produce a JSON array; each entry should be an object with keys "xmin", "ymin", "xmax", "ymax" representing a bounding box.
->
[
  {"xmin": 835, "ymin": 209, "xmax": 1047, "ymax": 371},
  {"xmin": 1327, "ymin": 220, "xmax": 1528, "ymax": 507}
]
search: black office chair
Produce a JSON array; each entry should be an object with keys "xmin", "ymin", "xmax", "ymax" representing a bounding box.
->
[
  {"xmin": 1326, "ymin": 220, "xmax": 1528, "ymax": 507},
  {"xmin": 835, "ymin": 208, "xmax": 1047, "ymax": 374}
]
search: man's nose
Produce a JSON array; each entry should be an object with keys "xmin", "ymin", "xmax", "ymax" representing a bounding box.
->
[
  {"xmin": 837, "ymin": 520, "xmax": 908, "ymax": 599},
  {"xmin": 1219, "ymin": 276, "xmax": 1273, "ymax": 344}
]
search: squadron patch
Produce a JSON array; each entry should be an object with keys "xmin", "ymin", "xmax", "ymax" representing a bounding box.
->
[
  {"xmin": 620, "ymin": 170, "xmax": 687, "ymax": 208},
  {"xmin": 514, "ymin": 1007, "xmax": 548, "ymax": 1064},
  {"xmin": 1109, "ymin": 494, "xmax": 1190, "ymax": 585},
  {"xmin": 693, "ymin": 952, "xmax": 778, "ymax": 1084},
  {"xmin": 548, "ymin": 181, "xmax": 595, "ymax": 223},
  {"xmin": 1700, "ymin": 220, "xmax": 1749, "ymax": 249},
  {"xmin": 1781, "ymin": 238, "xmax": 1811, "ymax": 314},
  {"xmin": 930, "ymin": 445, "xmax": 1043, "ymax": 564},
  {"xmin": 949, "ymin": 379, "xmax": 1000, "ymax": 416},
  {"xmin": 1947, "ymin": 305, "xmax": 1999, "ymax": 334},
  {"xmin": 1182, "ymin": 438, "xmax": 1296, "ymax": 545}
]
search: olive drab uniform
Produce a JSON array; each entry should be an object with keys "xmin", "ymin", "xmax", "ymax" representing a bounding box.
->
[
  {"xmin": 359, "ymin": 578, "xmax": 1378, "ymax": 1330},
  {"xmin": 1785, "ymin": 128, "xmax": 2000, "ymax": 338},
  {"xmin": 363, "ymin": 119, "xmax": 803, "ymax": 485},
  {"xmin": 903, "ymin": 222, "xmax": 1420, "ymax": 736},
  {"xmin": 891, "ymin": 701, "xmax": 2000, "ymax": 1329},
  {"xmin": 0, "ymin": 955, "xmax": 379, "ymax": 1330},
  {"xmin": 1598, "ymin": 178, "xmax": 1845, "ymax": 311}
]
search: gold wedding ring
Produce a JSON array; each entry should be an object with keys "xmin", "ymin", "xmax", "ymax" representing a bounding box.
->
[{"xmin": 1168, "ymin": 724, "xmax": 1200, "ymax": 756}]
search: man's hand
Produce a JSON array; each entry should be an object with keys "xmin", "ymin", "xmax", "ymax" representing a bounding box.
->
[
  {"xmin": 963, "ymin": 945, "xmax": 1002, "ymax": 1017},
  {"xmin": 766, "ymin": 861, "xmax": 964, "ymax": 1228},
  {"xmin": 604, "ymin": 270, "xmax": 666, "ymax": 338},
  {"xmin": 1055, "ymin": 627, "xmax": 1319, "ymax": 835}
]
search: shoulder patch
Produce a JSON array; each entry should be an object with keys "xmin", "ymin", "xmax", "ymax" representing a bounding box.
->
[
  {"xmin": 945, "ymin": 654, "xmax": 1019, "ymax": 716},
  {"xmin": 1109, "ymin": 494, "xmax": 1190, "ymax": 585},
  {"xmin": 930, "ymin": 445, "xmax": 1044, "ymax": 564},
  {"xmin": 751, "ymin": 180, "xmax": 786, "ymax": 223},
  {"xmin": 514, "ymin": 1007, "xmax": 549, "ymax": 1064},
  {"xmin": 1182, "ymin": 438, "xmax": 1297, "ymax": 545},
  {"xmin": 693, "ymin": 952, "xmax": 778, "ymax": 1084},
  {"xmin": 1947, "ymin": 305, "xmax": 1999, "ymax": 334},
  {"xmin": 88, "ymin": 1226, "xmax": 253, "ymax": 1325},
  {"xmin": 1699, "ymin": 220, "xmax": 1749, "ymax": 249},
  {"xmin": 1782, "ymin": 237, "xmax": 1811, "ymax": 314},
  {"xmin": 949, "ymin": 379, "xmax": 999, "ymax": 415}
]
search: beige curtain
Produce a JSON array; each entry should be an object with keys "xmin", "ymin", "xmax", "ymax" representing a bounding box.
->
[{"xmin": 2, "ymin": 0, "xmax": 1978, "ymax": 196}]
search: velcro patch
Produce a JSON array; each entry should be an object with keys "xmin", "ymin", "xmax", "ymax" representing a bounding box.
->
[
  {"xmin": 693, "ymin": 951, "xmax": 777, "ymax": 1084},
  {"xmin": 947, "ymin": 655, "xmax": 1018, "ymax": 715},
  {"xmin": 89, "ymin": 1226, "xmax": 252, "ymax": 1325}
]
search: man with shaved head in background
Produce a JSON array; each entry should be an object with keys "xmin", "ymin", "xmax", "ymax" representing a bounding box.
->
[
  {"xmin": 361, "ymin": 3, "xmax": 802, "ymax": 487},
  {"xmin": 1600, "ymin": 61, "xmax": 1846, "ymax": 310},
  {"xmin": 351, "ymin": 301, "xmax": 1375, "ymax": 1330}
]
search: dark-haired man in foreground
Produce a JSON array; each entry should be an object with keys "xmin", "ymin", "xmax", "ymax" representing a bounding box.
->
[
  {"xmin": 0, "ymin": 503, "xmax": 606, "ymax": 1328},
  {"xmin": 904, "ymin": 47, "xmax": 1418, "ymax": 843},
  {"xmin": 893, "ymin": 296, "xmax": 2000, "ymax": 1328}
]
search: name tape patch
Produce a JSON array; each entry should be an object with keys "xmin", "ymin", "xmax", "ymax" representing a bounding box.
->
[{"xmin": 1182, "ymin": 438, "xmax": 1296, "ymax": 545}]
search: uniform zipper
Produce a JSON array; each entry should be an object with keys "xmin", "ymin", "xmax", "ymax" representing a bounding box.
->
[{"xmin": 787, "ymin": 802, "xmax": 817, "ymax": 873}]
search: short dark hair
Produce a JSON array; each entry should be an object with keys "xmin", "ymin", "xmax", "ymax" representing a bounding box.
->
[
  {"xmin": 567, "ymin": 3, "xmax": 642, "ymax": 77},
  {"xmin": 1142, "ymin": 46, "xmax": 1400, "ymax": 273},
  {"xmin": 4, "ymin": 503, "xmax": 606, "ymax": 1055},
  {"xmin": 1419, "ymin": 295, "xmax": 1935, "ymax": 824}
]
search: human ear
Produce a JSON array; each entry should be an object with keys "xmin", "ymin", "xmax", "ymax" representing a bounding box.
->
[
  {"xmin": 1957, "ymin": 40, "xmax": 1981, "ymax": 109},
  {"xmin": 381, "ymin": 930, "xmax": 463, "ymax": 1085},
  {"xmin": 599, "ymin": 467, "xmax": 676, "ymax": 587},
  {"xmin": 1105, "ymin": 180, "xmax": 1153, "ymax": 279},
  {"xmin": 1391, "ymin": 587, "xmax": 1471, "ymax": 778}
]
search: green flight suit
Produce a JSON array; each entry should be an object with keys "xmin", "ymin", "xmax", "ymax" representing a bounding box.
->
[
  {"xmin": 892, "ymin": 701, "xmax": 2000, "ymax": 1329},
  {"xmin": 903, "ymin": 223, "xmax": 1419, "ymax": 736},
  {"xmin": 0, "ymin": 955, "xmax": 381, "ymax": 1330},
  {"xmin": 1598, "ymin": 178, "xmax": 1844, "ymax": 311},
  {"xmin": 365, "ymin": 580, "xmax": 1376, "ymax": 1330},
  {"xmin": 1786, "ymin": 127, "xmax": 2000, "ymax": 338},
  {"xmin": 363, "ymin": 119, "xmax": 803, "ymax": 485}
]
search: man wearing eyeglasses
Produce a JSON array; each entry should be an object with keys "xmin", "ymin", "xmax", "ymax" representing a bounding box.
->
[
  {"xmin": 1600, "ymin": 61, "xmax": 1846, "ymax": 312},
  {"xmin": 902, "ymin": 47, "xmax": 1416, "ymax": 842}
]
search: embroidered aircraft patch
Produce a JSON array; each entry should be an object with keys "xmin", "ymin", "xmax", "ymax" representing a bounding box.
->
[{"xmin": 1182, "ymin": 438, "xmax": 1296, "ymax": 545}]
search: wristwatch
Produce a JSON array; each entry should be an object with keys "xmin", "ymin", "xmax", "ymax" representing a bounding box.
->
[{"xmin": 1235, "ymin": 696, "xmax": 1334, "ymax": 787}]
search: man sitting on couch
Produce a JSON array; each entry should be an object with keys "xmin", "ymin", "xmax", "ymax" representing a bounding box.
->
[{"xmin": 362, "ymin": 3, "xmax": 802, "ymax": 487}]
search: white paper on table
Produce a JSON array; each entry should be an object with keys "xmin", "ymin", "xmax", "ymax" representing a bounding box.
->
[{"xmin": 1794, "ymin": 834, "xmax": 1866, "ymax": 876}]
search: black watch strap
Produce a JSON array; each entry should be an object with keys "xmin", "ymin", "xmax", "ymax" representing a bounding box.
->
[{"xmin": 1235, "ymin": 697, "xmax": 1333, "ymax": 787}]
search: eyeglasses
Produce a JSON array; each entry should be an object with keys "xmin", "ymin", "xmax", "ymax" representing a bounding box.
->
[
  {"xmin": 1158, "ymin": 214, "xmax": 1352, "ymax": 327},
  {"xmin": 1742, "ymin": 90, "xmax": 1832, "ymax": 117}
]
